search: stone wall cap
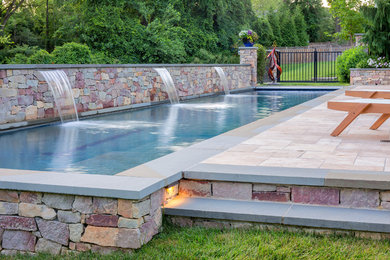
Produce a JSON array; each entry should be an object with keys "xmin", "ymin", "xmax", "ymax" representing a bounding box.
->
[
  {"xmin": 0, "ymin": 63, "xmax": 250, "ymax": 70},
  {"xmin": 350, "ymin": 68, "xmax": 390, "ymax": 71},
  {"xmin": 238, "ymin": 47, "xmax": 258, "ymax": 50},
  {"xmin": 0, "ymin": 170, "xmax": 165, "ymax": 200}
]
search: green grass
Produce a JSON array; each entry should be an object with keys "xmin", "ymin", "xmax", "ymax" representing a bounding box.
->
[
  {"xmin": 4, "ymin": 221, "xmax": 390, "ymax": 259},
  {"xmin": 280, "ymin": 61, "xmax": 337, "ymax": 82}
]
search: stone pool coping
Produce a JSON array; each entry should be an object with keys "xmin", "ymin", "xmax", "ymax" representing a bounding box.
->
[{"xmin": 3, "ymin": 86, "xmax": 378, "ymax": 200}]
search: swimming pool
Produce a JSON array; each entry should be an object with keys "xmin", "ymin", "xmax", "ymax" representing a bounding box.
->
[{"xmin": 0, "ymin": 90, "xmax": 329, "ymax": 175}]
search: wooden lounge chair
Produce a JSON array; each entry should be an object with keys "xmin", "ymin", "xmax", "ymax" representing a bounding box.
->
[
  {"xmin": 345, "ymin": 89, "xmax": 390, "ymax": 99},
  {"xmin": 328, "ymin": 98, "xmax": 390, "ymax": 136}
]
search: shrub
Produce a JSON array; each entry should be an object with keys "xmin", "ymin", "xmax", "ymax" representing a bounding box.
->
[
  {"xmin": 3, "ymin": 44, "xmax": 40, "ymax": 64},
  {"xmin": 254, "ymin": 44, "xmax": 266, "ymax": 83},
  {"xmin": 336, "ymin": 46, "xmax": 369, "ymax": 82},
  {"xmin": 52, "ymin": 42, "xmax": 92, "ymax": 64},
  {"xmin": 27, "ymin": 49, "xmax": 54, "ymax": 64}
]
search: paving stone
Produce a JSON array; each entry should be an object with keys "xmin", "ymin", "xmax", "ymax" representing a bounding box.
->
[
  {"xmin": 73, "ymin": 196, "xmax": 93, "ymax": 214},
  {"xmin": 118, "ymin": 199, "xmax": 132, "ymax": 218},
  {"xmin": 20, "ymin": 192, "xmax": 42, "ymax": 204},
  {"xmin": 75, "ymin": 242, "xmax": 92, "ymax": 252},
  {"xmin": 252, "ymin": 192, "xmax": 290, "ymax": 202},
  {"xmin": 153, "ymin": 208, "xmax": 163, "ymax": 228},
  {"xmin": 253, "ymin": 184, "xmax": 276, "ymax": 192},
  {"xmin": 92, "ymin": 198, "xmax": 117, "ymax": 215},
  {"xmin": 170, "ymin": 216, "xmax": 193, "ymax": 227},
  {"xmin": 0, "ymin": 202, "xmax": 18, "ymax": 215},
  {"xmin": 2, "ymin": 230, "xmax": 36, "ymax": 252},
  {"xmin": 35, "ymin": 238, "xmax": 62, "ymax": 255},
  {"xmin": 292, "ymin": 186, "xmax": 339, "ymax": 205},
  {"xmin": 36, "ymin": 219, "xmax": 69, "ymax": 246},
  {"xmin": 86, "ymin": 214, "xmax": 118, "ymax": 227},
  {"xmin": 42, "ymin": 194, "xmax": 74, "ymax": 210},
  {"xmin": 80, "ymin": 226, "xmax": 118, "ymax": 247},
  {"xmin": 116, "ymin": 228, "xmax": 142, "ymax": 249},
  {"xmin": 213, "ymin": 182, "xmax": 252, "ymax": 200},
  {"xmin": 340, "ymin": 189, "xmax": 379, "ymax": 208},
  {"xmin": 91, "ymin": 245, "xmax": 129, "ymax": 255},
  {"xmin": 118, "ymin": 217, "xmax": 144, "ymax": 229},
  {"xmin": 140, "ymin": 219, "xmax": 158, "ymax": 245},
  {"xmin": 132, "ymin": 200, "xmax": 151, "ymax": 218},
  {"xmin": 19, "ymin": 203, "xmax": 56, "ymax": 220},
  {"xmin": 0, "ymin": 190, "xmax": 18, "ymax": 202},
  {"xmin": 151, "ymin": 189, "xmax": 164, "ymax": 212},
  {"xmin": 0, "ymin": 216, "xmax": 37, "ymax": 231},
  {"xmin": 69, "ymin": 224, "xmax": 84, "ymax": 242},
  {"xmin": 179, "ymin": 180, "xmax": 211, "ymax": 197},
  {"xmin": 380, "ymin": 191, "xmax": 390, "ymax": 202},
  {"xmin": 276, "ymin": 186, "xmax": 291, "ymax": 193},
  {"xmin": 58, "ymin": 210, "xmax": 81, "ymax": 224}
]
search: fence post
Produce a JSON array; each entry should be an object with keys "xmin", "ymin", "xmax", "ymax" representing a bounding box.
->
[
  {"xmin": 313, "ymin": 48, "xmax": 318, "ymax": 82},
  {"xmin": 239, "ymin": 47, "xmax": 258, "ymax": 87}
]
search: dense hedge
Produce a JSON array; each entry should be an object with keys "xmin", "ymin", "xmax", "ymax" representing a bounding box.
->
[{"xmin": 336, "ymin": 47, "xmax": 369, "ymax": 82}]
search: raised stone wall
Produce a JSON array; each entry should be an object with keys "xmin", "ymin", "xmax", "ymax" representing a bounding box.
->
[
  {"xmin": 350, "ymin": 68, "xmax": 390, "ymax": 85},
  {"xmin": 0, "ymin": 64, "xmax": 251, "ymax": 126},
  {"xmin": 0, "ymin": 187, "xmax": 178, "ymax": 256},
  {"xmin": 179, "ymin": 179, "xmax": 390, "ymax": 210}
]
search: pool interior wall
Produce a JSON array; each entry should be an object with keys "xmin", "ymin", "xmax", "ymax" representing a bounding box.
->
[{"xmin": 0, "ymin": 90, "xmax": 329, "ymax": 175}]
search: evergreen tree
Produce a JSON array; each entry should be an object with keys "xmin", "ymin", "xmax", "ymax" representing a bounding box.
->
[
  {"xmin": 253, "ymin": 16, "xmax": 274, "ymax": 47},
  {"xmin": 266, "ymin": 9, "xmax": 282, "ymax": 46},
  {"xmin": 279, "ymin": 8, "xmax": 298, "ymax": 46},
  {"xmin": 362, "ymin": 0, "xmax": 390, "ymax": 59},
  {"xmin": 293, "ymin": 6, "xmax": 309, "ymax": 46}
]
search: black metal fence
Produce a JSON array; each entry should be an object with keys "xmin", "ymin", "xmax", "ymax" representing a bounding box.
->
[{"xmin": 276, "ymin": 50, "xmax": 342, "ymax": 83}]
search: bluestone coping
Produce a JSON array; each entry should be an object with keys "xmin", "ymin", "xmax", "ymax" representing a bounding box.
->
[{"xmin": 0, "ymin": 170, "xmax": 163, "ymax": 200}]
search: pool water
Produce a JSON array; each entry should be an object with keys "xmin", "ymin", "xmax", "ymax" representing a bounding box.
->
[{"xmin": 0, "ymin": 90, "xmax": 329, "ymax": 175}]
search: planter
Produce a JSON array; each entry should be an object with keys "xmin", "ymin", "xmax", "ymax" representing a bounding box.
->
[{"xmin": 242, "ymin": 39, "xmax": 254, "ymax": 47}]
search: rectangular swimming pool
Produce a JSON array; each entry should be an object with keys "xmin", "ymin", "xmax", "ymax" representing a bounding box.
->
[{"xmin": 0, "ymin": 90, "xmax": 329, "ymax": 175}]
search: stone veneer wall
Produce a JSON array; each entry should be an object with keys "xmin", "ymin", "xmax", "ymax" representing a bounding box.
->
[
  {"xmin": 0, "ymin": 185, "xmax": 179, "ymax": 256},
  {"xmin": 179, "ymin": 180, "xmax": 390, "ymax": 210},
  {"xmin": 350, "ymin": 68, "xmax": 390, "ymax": 85},
  {"xmin": 0, "ymin": 64, "xmax": 251, "ymax": 125}
]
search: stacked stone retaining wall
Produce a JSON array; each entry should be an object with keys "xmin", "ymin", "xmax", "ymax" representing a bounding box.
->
[
  {"xmin": 350, "ymin": 68, "xmax": 390, "ymax": 85},
  {"xmin": 0, "ymin": 64, "xmax": 252, "ymax": 126},
  {"xmin": 179, "ymin": 179, "xmax": 390, "ymax": 210},
  {"xmin": 0, "ymin": 186, "xmax": 179, "ymax": 256}
]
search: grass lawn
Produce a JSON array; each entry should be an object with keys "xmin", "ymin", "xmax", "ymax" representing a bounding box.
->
[
  {"xmin": 3, "ymin": 221, "xmax": 390, "ymax": 259},
  {"xmin": 280, "ymin": 61, "xmax": 337, "ymax": 82}
]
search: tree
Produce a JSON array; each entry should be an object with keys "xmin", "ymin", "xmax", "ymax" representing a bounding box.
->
[
  {"xmin": 287, "ymin": 0, "xmax": 331, "ymax": 42},
  {"xmin": 0, "ymin": 0, "xmax": 25, "ymax": 34},
  {"xmin": 293, "ymin": 6, "xmax": 309, "ymax": 46},
  {"xmin": 362, "ymin": 0, "xmax": 390, "ymax": 59},
  {"xmin": 279, "ymin": 7, "xmax": 298, "ymax": 46},
  {"xmin": 328, "ymin": 0, "xmax": 368, "ymax": 43}
]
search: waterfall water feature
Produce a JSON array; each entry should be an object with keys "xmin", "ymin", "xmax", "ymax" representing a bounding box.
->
[
  {"xmin": 214, "ymin": 67, "xmax": 229, "ymax": 95},
  {"xmin": 40, "ymin": 70, "xmax": 79, "ymax": 123},
  {"xmin": 154, "ymin": 68, "xmax": 180, "ymax": 104}
]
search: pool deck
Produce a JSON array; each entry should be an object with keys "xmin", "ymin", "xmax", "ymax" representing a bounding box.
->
[{"xmin": 2, "ymin": 85, "xmax": 390, "ymax": 199}]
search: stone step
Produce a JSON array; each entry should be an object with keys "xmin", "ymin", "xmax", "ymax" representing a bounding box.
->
[{"xmin": 164, "ymin": 197, "xmax": 390, "ymax": 233}]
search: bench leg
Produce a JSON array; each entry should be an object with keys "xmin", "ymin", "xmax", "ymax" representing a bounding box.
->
[
  {"xmin": 370, "ymin": 114, "xmax": 390, "ymax": 130},
  {"xmin": 331, "ymin": 104, "xmax": 370, "ymax": 137}
]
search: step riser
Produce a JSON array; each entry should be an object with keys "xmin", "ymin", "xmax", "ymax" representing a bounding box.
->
[
  {"xmin": 164, "ymin": 197, "xmax": 390, "ymax": 235},
  {"xmin": 167, "ymin": 216, "xmax": 390, "ymax": 240},
  {"xmin": 179, "ymin": 179, "xmax": 390, "ymax": 210}
]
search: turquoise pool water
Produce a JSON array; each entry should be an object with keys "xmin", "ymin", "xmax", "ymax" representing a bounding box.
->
[{"xmin": 0, "ymin": 90, "xmax": 328, "ymax": 175}]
